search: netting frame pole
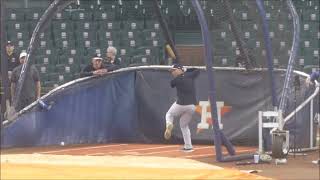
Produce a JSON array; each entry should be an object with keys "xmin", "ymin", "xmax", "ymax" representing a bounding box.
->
[
  {"xmin": 10, "ymin": 0, "xmax": 76, "ymax": 119},
  {"xmin": 0, "ymin": 0, "xmax": 8, "ymax": 147},
  {"xmin": 278, "ymin": 0, "xmax": 301, "ymax": 113},
  {"xmin": 1, "ymin": 0, "xmax": 10, "ymax": 121},
  {"xmin": 190, "ymin": 0, "xmax": 255, "ymax": 162},
  {"xmin": 255, "ymin": 0, "xmax": 278, "ymax": 108}
]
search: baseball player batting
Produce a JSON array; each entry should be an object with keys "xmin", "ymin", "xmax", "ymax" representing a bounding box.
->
[{"xmin": 164, "ymin": 64, "xmax": 200, "ymax": 152}]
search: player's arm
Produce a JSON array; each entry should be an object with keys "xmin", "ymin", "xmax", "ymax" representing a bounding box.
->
[
  {"xmin": 170, "ymin": 78, "xmax": 178, "ymax": 88},
  {"xmin": 10, "ymin": 70, "xmax": 17, "ymax": 100},
  {"xmin": 306, "ymin": 70, "xmax": 320, "ymax": 86},
  {"xmin": 32, "ymin": 66, "xmax": 41, "ymax": 99},
  {"xmin": 36, "ymin": 81, "xmax": 41, "ymax": 99},
  {"xmin": 11, "ymin": 83, "xmax": 16, "ymax": 101},
  {"xmin": 185, "ymin": 68, "xmax": 200, "ymax": 78},
  {"xmin": 80, "ymin": 66, "xmax": 94, "ymax": 77}
]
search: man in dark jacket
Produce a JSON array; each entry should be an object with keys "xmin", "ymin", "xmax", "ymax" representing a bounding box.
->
[
  {"xmin": 164, "ymin": 64, "xmax": 200, "ymax": 152},
  {"xmin": 11, "ymin": 52, "xmax": 41, "ymax": 111},
  {"xmin": 80, "ymin": 53, "xmax": 108, "ymax": 77},
  {"xmin": 5, "ymin": 41, "xmax": 20, "ymax": 72}
]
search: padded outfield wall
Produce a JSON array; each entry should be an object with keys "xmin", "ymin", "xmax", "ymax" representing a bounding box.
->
[{"xmin": 1, "ymin": 67, "xmax": 318, "ymax": 148}]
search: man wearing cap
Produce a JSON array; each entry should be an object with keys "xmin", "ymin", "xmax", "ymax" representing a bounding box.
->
[
  {"xmin": 104, "ymin": 46, "xmax": 121, "ymax": 72},
  {"xmin": 80, "ymin": 53, "xmax": 108, "ymax": 77},
  {"xmin": 164, "ymin": 64, "xmax": 200, "ymax": 152},
  {"xmin": 11, "ymin": 52, "xmax": 41, "ymax": 111},
  {"xmin": 1, "ymin": 41, "xmax": 19, "ymax": 119},
  {"xmin": 4, "ymin": 41, "xmax": 19, "ymax": 72}
]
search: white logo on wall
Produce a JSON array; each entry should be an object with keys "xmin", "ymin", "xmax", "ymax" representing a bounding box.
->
[{"xmin": 196, "ymin": 101, "xmax": 232, "ymax": 132}]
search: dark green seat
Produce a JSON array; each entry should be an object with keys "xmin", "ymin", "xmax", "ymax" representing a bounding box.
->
[
  {"xmin": 25, "ymin": 8, "xmax": 45, "ymax": 21},
  {"xmin": 75, "ymin": 21, "xmax": 97, "ymax": 31},
  {"xmin": 97, "ymin": 30, "xmax": 120, "ymax": 42},
  {"xmin": 120, "ymin": 30, "xmax": 142, "ymax": 40},
  {"xmin": 71, "ymin": 11, "xmax": 93, "ymax": 21},
  {"xmin": 121, "ymin": 39, "xmax": 141, "ymax": 49},
  {"xmin": 123, "ymin": 20, "xmax": 144, "ymax": 30},
  {"xmin": 130, "ymin": 55, "xmax": 153, "ymax": 66},
  {"xmin": 143, "ymin": 29, "xmax": 163, "ymax": 41},
  {"xmin": 52, "ymin": 11, "xmax": 70, "ymax": 20},
  {"xmin": 98, "ymin": 21, "xmax": 121, "ymax": 30},
  {"xmin": 94, "ymin": 10, "xmax": 116, "ymax": 21},
  {"xmin": 6, "ymin": 9, "xmax": 25, "ymax": 21}
]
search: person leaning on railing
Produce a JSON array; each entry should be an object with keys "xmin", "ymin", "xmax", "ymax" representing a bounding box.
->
[
  {"xmin": 305, "ymin": 70, "xmax": 320, "ymax": 87},
  {"xmin": 80, "ymin": 53, "xmax": 108, "ymax": 78},
  {"xmin": 306, "ymin": 70, "xmax": 320, "ymax": 165}
]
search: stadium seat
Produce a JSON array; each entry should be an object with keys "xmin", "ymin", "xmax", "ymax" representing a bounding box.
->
[
  {"xmin": 303, "ymin": 9, "xmax": 319, "ymax": 22},
  {"xmin": 71, "ymin": 11, "xmax": 93, "ymax": 21},
  {"xmin": 97, "ymin": 30, "xmax": 120, "ymax": 41},
  {"xmin": 75, "ymin": 31, "xmax": 97, "ymax": 47},
  {"xmin": 98, "ymin": 21, "xmax": 121, "ymax": 30},
  {"xmin": 145, "ymin": 20, "xmax": 161, "ymax": 31},
  {"xmin": 75, "ymin": 21, "xmax": 97, "ymax": 31},
  {"xmin": 58, "ymin": 54, "xmax": 79, "ymax": 66},
  {"xmin": 121, "ymin": 39, "xmax": 140, "ymax": 49},
  {"xmin": 120, "ymin": 30, "xmax": 142, "ymax": 41},
  {"xmin": 134, "ymin": 47, "xmax": 155, "ymax": 56},
  {"xmin": 99, "ymin": 39, "xmax": 121, "ymax": 50},
  {"xmin": 35, "ymin": 55, "xmax": 55, "ymax": 65},
  {"xmin": 142, "ymin": 29, "xmax": 163, "ymax": 41},
  {"xmin": 25, "ymin": 8, "xmax": 45, "ymax": 21},
  {"xmin": 94, "ymin": 10, "xmax": 116, "ymax": 21},
  {"xmin": 6, "ymin": 21, "xmax": 28, "ymax": 32},
  {"xmin": 5, "ymin": 8, "xmax": 25, "ymax": 21},
  {"xmin": 118, "ymin": 47, "xmax": 134, "ymax": 66},
  {"xmin": 55, "ymin": 63, "xmax": 80, "ymax": 75},
  {"xmin": 52, "ymin": 11, "xmax": 70, "ymax": 20},
  {"xmin": 35, "ymin": 63, "xmax": 54, "ymax": 75},
  {"xmin": 121, "ymin": 2, "xmax": 145, "ymax": 20},
  {"xmin": 123, "ymin": 20, "xmax": 144, "ymax": 30},
  {"xmin": 52, "ymin": 20, "xmax": 74, "ymax": 33},
  {"xmin": 130, "ymin": 55, "xmax": 153, "ymax": 66},
  {"xmin": 214, "ymin": 56, "xmax": 234, "ymax": 67}
]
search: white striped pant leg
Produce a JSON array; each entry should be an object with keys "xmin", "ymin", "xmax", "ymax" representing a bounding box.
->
[
  {"xmin": 165, "ymin": 102, "xmax": 184, "ymax": 126},
  {"xmin": 179, "ymin": 105, "xmax": 196, "ymax": 149}
]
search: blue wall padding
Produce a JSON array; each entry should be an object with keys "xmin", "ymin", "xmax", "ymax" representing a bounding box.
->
[
  {"xmin": 2, "ymin": 72, "xmax": 140, "ymax": 147},
  {"xmin": 1, "ymin": 70, "xmax": 316, "ymax": 148}
]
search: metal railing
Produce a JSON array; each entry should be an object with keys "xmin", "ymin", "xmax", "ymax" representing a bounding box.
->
[{"xmin": 283, "ymin": 70, "xmax": 319, "ymax": 150}]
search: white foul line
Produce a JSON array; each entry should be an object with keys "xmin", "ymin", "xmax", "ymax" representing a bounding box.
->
[
  {"xmin": 143, "ymin": 146, "xmax": 212, "ymax": 155},
  {"xmin": 39, "ymin": 144, "xmax": 128, "ymax": 154},
  {"xmin": 122, "ymin": 145, "xmax": 179, "ymax": 152},
  {"xmin": 86, "ymin": 145, "xmax": 179, "ymax": 156}
]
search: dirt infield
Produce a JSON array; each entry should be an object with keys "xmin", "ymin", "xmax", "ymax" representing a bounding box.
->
[{"xmin": 1, "ymin": 143, "xmax": 319, "ymax": 179}]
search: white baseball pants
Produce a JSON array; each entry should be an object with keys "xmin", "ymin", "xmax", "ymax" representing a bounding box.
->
[{"xmin": 166, "ymin": 102, "xmax": 196, "ymax": 149}]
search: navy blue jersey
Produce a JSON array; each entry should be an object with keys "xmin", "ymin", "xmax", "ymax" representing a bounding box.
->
[{"xmin": 170, "ymin": 68, "xmax": 200, "ymax": 105}]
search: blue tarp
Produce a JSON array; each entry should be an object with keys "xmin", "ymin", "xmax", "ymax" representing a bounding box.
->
[{"xmin": 2, "ymin": 72, "xmax": 141, "ymax": 147}]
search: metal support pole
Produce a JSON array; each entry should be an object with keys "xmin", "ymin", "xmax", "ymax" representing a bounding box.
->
[
  {"xmin": 310, "ymin": 99, "xmax": 313, "ymax": 148},
  {"xmin": 259, "ymin": 111, "xmax": 263, "ymax": 153},
  {"xmin": 1, "ymin": 0, "xmax": 10, "ymax": 118}
]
